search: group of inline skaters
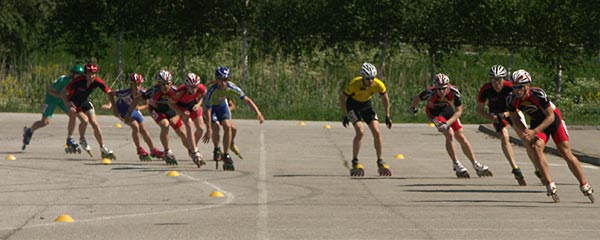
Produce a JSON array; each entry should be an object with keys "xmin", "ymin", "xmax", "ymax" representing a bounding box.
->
[
  {"xmin": 19, "ymin": 61, "xmax": 593, "ymax": 203},
  {"xmin": 21, "ymin": 63, "xmax": 264, "ymax": 171},
  {"xmin": 341, "ymin": 62, "xmax": 594, "ymax": 203}
]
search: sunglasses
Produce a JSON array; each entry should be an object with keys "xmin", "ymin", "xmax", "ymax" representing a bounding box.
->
[
  {"xmin": 491, "ymin": 77, "xmax": 504, "ymax": 81},
  {"xmin": 512, "ymin": 85, "xmax": 525, "ymax": 90},
  {"xmin": 160, "ymin": 82, "xmax": 172, "ymax": 86},
  {"xmin": 435, "ymin": 87, "xmax": 448, "ymax": 91}
]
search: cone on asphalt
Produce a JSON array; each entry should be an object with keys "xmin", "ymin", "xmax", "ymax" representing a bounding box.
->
[
  {"xmin": 54, "ymin": 214, "xmax": 74, "ymax": 222},
  {"xmin": 167, "ymin": 171, "xmax": 180, "ymax": 177},
  {"xmin": 210, "ymin": 191, "xmax": 225, "ymax": 198}
]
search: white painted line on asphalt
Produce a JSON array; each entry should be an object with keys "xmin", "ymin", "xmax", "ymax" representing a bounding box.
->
[
  {"xmin": 14, "ymin": 174, "xmax": 234, "ymax": 230},
  {"xmin": 548, "ymin": 162, "xmax": 599, "ymax": 170},
  {"xmin": 256, "ymin": 130, "xmax": 269, "ymax": 240}
]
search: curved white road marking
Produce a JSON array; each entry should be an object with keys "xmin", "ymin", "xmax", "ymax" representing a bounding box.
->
[{"xmin": 257, "ymin": 130, "xmax": 269, "ymax": 240}]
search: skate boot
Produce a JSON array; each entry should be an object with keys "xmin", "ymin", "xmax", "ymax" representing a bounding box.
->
[
  {"xmin": 137, "ymin": 147, "xmax": 152, "ymax": 161},
  {"xmin": 64, "ymin": 137, "xmax": 81, "ymax": 154},
  {"xmin": 453, "ymin": 161, "xmax": 470, "ymax": 179},
  {"xmin": 231, "ymin": 142, "xmax": 244, "ymax": 159},
  {"xmin": 580, "ymin": 183, "xmax": 595, "ymax": 203},
  {"xmin": 188, "ymin": 149, "xmax": 206, "ymax": 168},
  {"xmin": 472, "ymin": 161, "xmax": 493, "ymax": 177},
  {"xmin": 80, "ymin": 138, "xmax": 93, "ymax": 157},
  {"xmin": 222, "ymin": 153, "xmax": 235, "ymax": 171},
  {"xmin": 164, "ymin": 149, "xmax": 178, "ymax": 166},
  {"xmin": 22, "ymin": 127, "xmax": 33, "ymax": 150},
  {"xmin": 512, "ymin": 168, "xmax": 527, "ymax": 186},
  {"xmin": 534, "ymin": 170, "xmax": 548, "ymax": 185},
  {"xmin": 350, "ymin": 159, "xmax": 364, "ymax": 177},
  {"xmin": 546, "ymin": 182, "xmax": 560, "ymax": 203},
  {"xmin": 150, "ymin": 147, "xmax": 165, "ymax": 160},
  {"xmin": 377, "ymin": 159, "xmax": 392, "ymax": 176},
  {"xmin": 100, "ymin": 145, "xmax": 116, "ymax": 160},
  {"xmin": 213, "ymin": 147, "xmax": 222, "ymax": 169}
]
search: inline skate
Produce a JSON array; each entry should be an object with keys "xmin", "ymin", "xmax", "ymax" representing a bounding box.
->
[
  {"xmin": 189, "ymin": 149, "xmax": 205, "ymax": 168},
  {"xmin": 546, "ymin": 182, "xmax": 560, "ymax": 203},
  {"xmin": 138, "ymin": 147, "xmax": 152, "ymax": 161},
  {"xmin": 214, "ymin": 147, "xmax": 222, "ymax": 169},
  {"xmin": 231, "ymin": 143, "xmax": 244, "ymax": 159},
  {"xmin": 79, "ymin": 138, "xmax": 93, "ymax": 157},
  {"xmin": 472, "ymin": 161, "xmax": 493, "ymax": 177},
  {"xmin": 164, "ymin": 149, "xmax": 178, "ymax": 166},
  {"xmin": 222, "ymin": 153, "xmax": 235, "ymax": 171},
  {"xmin": 580, "ymin": 183, "xmax": 595, "ymax": 203},
  {"xmin": 64, "ymin": 137, "xmax": 81, "ymax": 154},
  {"xmin": 22, "ymin": 127, "xmax": 33, "ymax": 150},
  {"xmin": 100, "ymin": 145, "xmax": 116, "ymax": 160},
  {"xmin": 150, "ymin": 147, "xmax": 165, "ymax": 160},
  {"xmin": 377, "ymin": 159, "xmax": 392, "ymax": 176},
  {"xmin": 350, "ymin": 159, "xmax": 364, "ymax": 177},
  {"xmin": 453, "ymin": 161, "xmax": 470, "ymax": 179},
  {"xmin": 512, "ymin": 168, "xmax": 527, "ymax": 186}
]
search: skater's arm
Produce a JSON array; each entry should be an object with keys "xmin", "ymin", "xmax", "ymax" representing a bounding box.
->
[
  {"xmin": 202, "ymin": 107, "xmax": 213, "ymax": 144},
  {"xmin": 446, "ymin": 105, "xmax": 462, "ymax": 126},
  {"xmin": 476, "ymin": 101, "xmax": 494, "ymax": 122},
  {"xmin": 125, "ymin": 96, "xmax": 141, "ymax": 123},
  {"xmin": 408, "ymin": 94, "xmax": 421, "ymax": 114},
  {"xmin": 381, "ymin": 92, "xmax": 392, "ymax": 129},
  {"xmin": 60, "ymin": 88, "xmax": 75, "ymax": 113},
  {"xmin": 47, "ymin": 84, "xmax": 60, "ymax": 98},
  {"xmin": 339, "ymin": 92, "xmax": 348, "ymax": 116},
  {"xmin": 243, "ymin": 96, "xmax": 264, "ymax": 124}
]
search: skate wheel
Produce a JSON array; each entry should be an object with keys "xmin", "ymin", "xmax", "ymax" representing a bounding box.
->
[
  {"xmin": 517, "ymin": 178, "xmax": 527, "ymax": 186},
  {"xmin": 551, "ymin": 194, "xmax": 560, "ymax": 203},
  {"xmin": 456, "ymin": 172, "xmax": 470, "ymax": 179},
  {"xmin": 378, "ymin": 169, "xmax": 392, "ymax": 177},
  {"xmin": 587, "ymin": 194, "xmax": 595, "ymax": 203}
]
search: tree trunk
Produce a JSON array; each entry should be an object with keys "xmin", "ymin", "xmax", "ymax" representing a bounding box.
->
[
  {"xmin": 117, "ymin": 33, "xmax": 123, "ymax": 81},
  {"xmin": 241, "ymin": 0, "xmax": 250, "ymax": 85},
  {"xmin": 180, "ymin": 35, "xmax": 186, "ymax": 79},
  {"xmin": 379, "ymin": 41, "xmax": 386, "ymax": 80},
  {"xmin": 555, "ymin": 63, "xmax": 562, "ymax": 103}
]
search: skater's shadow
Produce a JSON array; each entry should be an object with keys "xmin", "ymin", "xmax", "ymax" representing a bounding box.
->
[
  {"xmin": 404, "ymin": 189, "xmax": 543, "ymax": 194},
  {"xmin": 1, "ymin": 151, "xmax": 22, "ymax": 155},
  {"xmin": 273, "ymin": 174, "xmax": 350, "ymax": 178},
  {"xmin": 401, "ymin": 183, "xmax": 524, "ymax": 187}
]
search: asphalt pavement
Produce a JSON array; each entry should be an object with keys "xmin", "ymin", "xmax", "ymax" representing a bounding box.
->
[{"xmin": 1, "ymin": 113, "xmax": 599, "ymax": 240}]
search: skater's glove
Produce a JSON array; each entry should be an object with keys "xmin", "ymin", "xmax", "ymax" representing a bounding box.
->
[
  {"xmin": 438, "ymin": 123, "xmax": 449, "ymax": 132},
  {"xmin": 407, "ymin": 106, "xmax": 418, "ymax": 116},
  {"xmin": 385, "ymin": 116, "xmax": 392, "ymax": 129},
  {"xmin": 342, "ymin": 116, "xmax": 350, "ymax": 128}
]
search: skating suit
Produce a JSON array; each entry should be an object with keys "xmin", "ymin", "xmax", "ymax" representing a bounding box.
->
[
  {"xmin": 170, "ymin": 84, "xmax": 207, "ymax": 119},
  {"xmin": 507, "ymin": 87, "xmax": 569, "ymax": 144},
  {"xmin": 204, "ymin": 81, "xmax": 245, "ymax": 122},
  {"xmin": 65, "ymin": 75, "xmax": 111, "ymax": 112},
  {"xmin": 342, "ymin": 76, "xmax": 387, "ymax": 123},
  {"xmin": 417, "ymin": 84, "xmax": 463, "ymax": 131},
  {"xmin": 114, "ymin": 88, "xmax": 146, "ymax": 122}
]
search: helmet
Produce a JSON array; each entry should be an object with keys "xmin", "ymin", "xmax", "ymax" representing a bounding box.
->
[
  {"xmin": 85, "ymin": 63, "xmax": 98, "ymax": 73},
  {"xmin": 488, "ymin": 65, "xmax": 508, "ymax": 78},
  {"xmin": 185, "ymin": 73, "xmax": 201, "ymax": 86},
  {"xmin": 156, "ymin": 70, "xmax": 172, "ymax": 84},
  {"xmin": 129, "ymin": 73, "xmax": 144, "ymax": 84},
  {"xmin": 71, "ymin": 64, "xmax": 84, "ymax": 74},
  {"xmin": 215, "ymin": 66, "xmax": 230, "ymax": 78},
  {"xmin": 360, "ymin": 62, "xmax": 377, "ymax": 78},
  {"xmin": 433, "ymin": 73, "xmax": 450, "ymax": 86},
  {"xmin": 511, "ymin": 69, "xmax": 531, "ymax": 86}
]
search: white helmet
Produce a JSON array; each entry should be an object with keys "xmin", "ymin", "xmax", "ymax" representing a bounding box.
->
[
  {"xmin": 360, "ymin": 62, "xmax": 377, "ymax": 78},
  {"xmin": 489, "ymin": 65, "xmax": 508, "ymax": 78},
  {"xmin": 185, "ymin": 73, "xmax": 201, "ymax": 86},
  {"xmin": 156, "ymin": 70, "xmax": 172, "ymax": 84},
  {"xmin": 433, "ymin": 73, "xmax": 450, "ymax": 86},
  {"xmin": 511, "ymin": 69, "xmax": 531, "ymax": 86}
]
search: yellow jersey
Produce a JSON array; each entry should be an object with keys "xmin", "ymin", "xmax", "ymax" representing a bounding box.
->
[{"xmin": 343, "ymin": 76, "xmax": 387, "ymax": 102}]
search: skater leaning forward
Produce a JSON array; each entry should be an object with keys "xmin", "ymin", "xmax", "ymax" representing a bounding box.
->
[
  {"xmin": 126, "ymin": 70, "xmax": 191, "ymax": 166},
  {"xmin": 102, "ymin": 73, "xmax": 162, "ymax": 162},
  {"xmin": 168, "ymin": 72, "xmax": 207, "ymax": 168},
  {"xmin": 60, "ymin": 63, "xmax": 116, "ymax": 160},
  {"xmin": 409, "ymin": 73, "xmax": 492, "ymax": 179},
  {"xmin": 476, "ymin": 65, "xmax": 528, "ymax": 185},
  {"xmin": 339, "ymin": 62, "xmax": 392, "ymax": 177},
  {"xmin": 507, "ymin": 69, "xmax": 594, "ymax": 203}
]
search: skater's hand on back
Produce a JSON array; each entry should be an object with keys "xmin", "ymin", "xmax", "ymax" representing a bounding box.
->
[
  {"xmin": 342, "ymin": 116, "xmax": 349, "ymax": 128},
  {"xmin": 385, "ymin": 116, "xmax": 392, "ymax": 129}
]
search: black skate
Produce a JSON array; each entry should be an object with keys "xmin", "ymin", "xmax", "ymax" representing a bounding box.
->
[
  {"xmin": 547, "ymin": 182, "xmax": 560, "ymax": 203},
  {"xmin": 222, "ymin": 153, "xmax": 235, "ymax": 171},
  {"xmin": 453, "ymin": 161, "xmax": 470, "ymax": 179},
  {"xmin": 512, "ymin": 168, "xmax": 527, "ymax": 186},
  {"xmin": 377, "ymin": 159, "xmax": 392, "ymax": 176},
  {"xmin": 350, "ymin": 159, "xmax": 364, "ymax": 177},
  {"xmin": 64, "ymin": 138, "xmax": 82, "ymax": 154},
  {"xmin": 22, "ymin": 127, "xmax": 33, "ymax": 150},
  {"xmin": 214, "ymin": 147, "xmax": 222, "ymax": 169},
  {"xmin": 473, "ymin": 161, "xmax": 493, "ymax": 177},
  {"xmin": 580, "ymin": 184, "xmax": 595, "ymax": 203},
  {"xmin": 165, "ymin": 150, "xmax": 178, "ymax": 166}
]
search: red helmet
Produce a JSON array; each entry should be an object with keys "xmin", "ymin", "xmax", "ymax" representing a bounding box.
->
[
  {"xmin": 129, "ymin": 73, "xmax": 144, "ymax": 84},
  {"xmin": 85, "ymin": 63, "xmax": 98, "ymax": 73},
  {"xmin": 185, "ymin": 73, "xmax": 201, "ymax": 86}
]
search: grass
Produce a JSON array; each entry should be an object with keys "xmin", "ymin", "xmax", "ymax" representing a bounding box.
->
[{"xmin": 1, "ymin": 41, "xmax": 599, "ymax": 125}]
